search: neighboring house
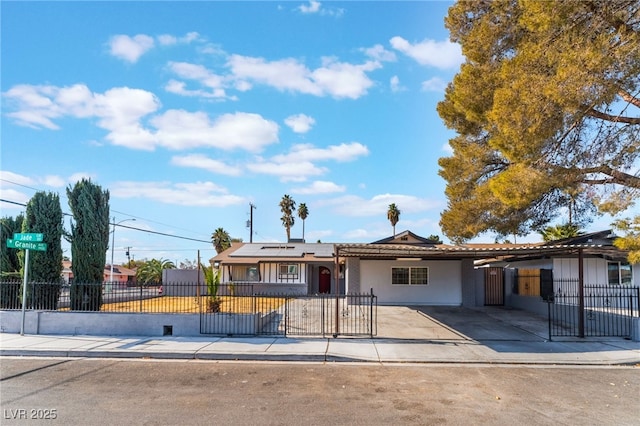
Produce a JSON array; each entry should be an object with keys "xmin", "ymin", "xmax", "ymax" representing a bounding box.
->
[
  {"xmin": 212, "ymin": 230, "xmax": 628, "ymax": 306},
  {"xmin": 61, "ymin": 260, "xmax": 137, "ymax": 285},
  {"xmin": 477, "ymin": 230, "xmax": 638, "ymax": 293}
]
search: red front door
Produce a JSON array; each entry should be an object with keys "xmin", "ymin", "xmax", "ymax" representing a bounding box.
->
[{"xmin": 319, "ymin": 267, "xmax": 331, "ymax": 294}]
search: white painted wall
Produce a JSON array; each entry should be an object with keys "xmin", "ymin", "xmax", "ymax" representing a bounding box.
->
[
  {"xmin": 359, "ymin": 260, "xmax": 462, "ymax": 305},
  {"xmin": 553, "ymin": 258, "xmax": 639, "ymax": 286}
]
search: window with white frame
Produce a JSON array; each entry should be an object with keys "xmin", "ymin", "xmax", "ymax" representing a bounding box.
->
[
  {"xmin": 279, "ymin": 263, "xmax": 299, "ymax": 278},
  {"xmin": 392, "ymin": 267, "xmax": 429, "ymax": 285},
  {"xmin": 608, "ymin": 262, "xmax": 632, "ymax": 286}
]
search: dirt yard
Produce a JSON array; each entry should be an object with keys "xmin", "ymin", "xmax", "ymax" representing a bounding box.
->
[{"xmin": 100, "ymin": 296, "xmax": 286, "ymax": 314}]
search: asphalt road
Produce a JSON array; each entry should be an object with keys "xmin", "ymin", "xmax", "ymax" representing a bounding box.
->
[{"xmin": 1, "ymin": 358, "xmax": 638, "ymax": 425}]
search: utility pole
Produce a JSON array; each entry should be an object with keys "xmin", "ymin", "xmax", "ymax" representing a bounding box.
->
[{"xmin": 247, "ymin": 203, "xmax": 257, "ymax": 243}]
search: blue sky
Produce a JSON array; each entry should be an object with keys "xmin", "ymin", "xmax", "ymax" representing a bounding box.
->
[{"xmin": 1, "ymin": 1, "xmax": 634, "ymax": 265}]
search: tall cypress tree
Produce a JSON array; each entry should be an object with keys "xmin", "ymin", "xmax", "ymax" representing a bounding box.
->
[
  {"xmin": 0, "ymin": 214, "xmax": 24, "ymax": 308},
  {"xmin": 22, "ymin": 192, "xmax": 64, "ymax": 309},
  {"xmin": 0, "ymin": 214, "xmax": 24, "ymax": 278},
  {"xmin": 66, "ymin": 179, "xmax": 110, "ymax": 310}
]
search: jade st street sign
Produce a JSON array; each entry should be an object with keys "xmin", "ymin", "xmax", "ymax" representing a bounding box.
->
[
  {"xmin": 6, "ymin": 239, "xmax": 47, "ymax": 251},
  {"xmin": 13, "ymin": 233, "xmax": 44, "ymax": 242}
]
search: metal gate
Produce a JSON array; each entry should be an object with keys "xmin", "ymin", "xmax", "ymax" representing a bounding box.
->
[
  {"xmin": 484, "ymin": 267, "xmax": 504, "ymax": 306},
  {"xmin": 548, "ymin": 286, "xmax": 639, "ymax": 339},
  {"xmin": 200, "ymin": 289, "xmax": 377, "ymax": 338}
]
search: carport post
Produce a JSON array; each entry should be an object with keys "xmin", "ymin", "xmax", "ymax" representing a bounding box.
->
[
  {"xmin": 334, "ymin": 245, "xmax": 340, "ymax": 338},
  {"xmin": 578, "ymin": 248, "xmax": 584, "ymax": 338}
]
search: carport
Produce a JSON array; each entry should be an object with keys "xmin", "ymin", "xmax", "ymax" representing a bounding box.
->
[
  {"xmin": 334, "ymin": 242, "xmax": 621, "ymax": 308},
  {"xmin": 375, "ymin": 305, "xmax": 550, "ymax": 341}
]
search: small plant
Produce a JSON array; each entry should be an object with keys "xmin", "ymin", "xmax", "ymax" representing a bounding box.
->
[{"xmin": 201, "ymin": 262, "xmax": 221, "ymax": 313}]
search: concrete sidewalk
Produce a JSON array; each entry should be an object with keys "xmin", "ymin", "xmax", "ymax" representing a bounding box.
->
[{"xmin": 2, "ymin": 332, "xmax": 639, "ymax": 365}]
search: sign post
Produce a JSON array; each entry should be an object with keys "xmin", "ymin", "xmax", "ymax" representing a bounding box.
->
[
  {"xmin": 7, "ymin": 233, "xmax": 47, "ymax": 336},
  {"xmin": 20, "ymin": 249, "xmax": 30, "ymax": 336}
]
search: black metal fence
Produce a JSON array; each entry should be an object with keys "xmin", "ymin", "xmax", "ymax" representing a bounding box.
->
[
  {"xmin": 1, "ymin": 281, "xmax": 378, "ymax": 338},
  {"xmin": 1, "ymin": 281, "xmax": 184, "ymax": 313},
  {"xmin": 200, "ymin": 284, "xmax": 377, "ymax": 337},
  {"xmin": 548, "ymin": 285, "xmax": 639, "ymax": 339}
]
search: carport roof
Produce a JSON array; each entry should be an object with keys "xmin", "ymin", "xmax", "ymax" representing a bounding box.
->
[{"xmin": 334, "ymin": 242, "xmax": 625, "ymax": 260}]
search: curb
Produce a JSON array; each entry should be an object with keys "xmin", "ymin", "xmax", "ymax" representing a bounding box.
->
[{"xmin": 3, "ymin": 350, "xmax": 639, "ymax": 366}]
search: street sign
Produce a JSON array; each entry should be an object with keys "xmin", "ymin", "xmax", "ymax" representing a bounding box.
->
[
  {"xmin": 13, "ymin": 233, "xmax": 44, "ymax": 242},
  {"xmin": 6, "ymin": 239, "xmax": 48, "ymax": 251}
]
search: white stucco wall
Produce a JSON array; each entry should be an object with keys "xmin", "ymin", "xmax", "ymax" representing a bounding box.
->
[
  {"xmin": 553, "ymin": 258, "xmax": 639, "ymax": 286},
  {"xmin": 359, "ymin": 259, "xmax": 462, "ymax": 305}
]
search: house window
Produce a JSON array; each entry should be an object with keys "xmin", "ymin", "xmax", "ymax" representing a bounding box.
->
[
  {"xmin": 392, "ymin": 267, "xmax": 429, "ymax": 285},
  {"xmin": 279, "ymin": 264, "xmax": 299, "ymax": 278},
  {"xmin": 233, "ymin": 265, "xmax": 260, "ymax": 282},
  {"xmin": 608, "ymin": 262, "xmax": 632, "ymax": 286}
]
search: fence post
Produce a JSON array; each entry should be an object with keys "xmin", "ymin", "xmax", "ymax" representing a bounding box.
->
[
  {"xmin": 547, "ymin": 299, "xmax": 552, "ymax": 341},
  {"xmin": 370, "ymin": 288, "xmax": 374, "ymax": 338},
  {"xmin": 284, "ymin": 297, "xmax": 288, "ymax": 338},
  {"xmin": 578, "ymin": 248, "xmax": 584, "ymax": 338}
]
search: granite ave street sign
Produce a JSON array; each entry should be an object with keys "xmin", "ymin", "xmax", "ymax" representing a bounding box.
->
[
  {"xmin": 6, "ymin": 239, "xmax": 47, "ymax": 251},
  {"xmin": 7, "ymin": 233, "xmax": 47, "ymax": 251}
]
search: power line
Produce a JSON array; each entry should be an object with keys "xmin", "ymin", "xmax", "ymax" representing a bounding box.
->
[
  {"xmin": 1, "ymin": 178, "xmax": 212, "ymax": 239},
  {"xmin": 0, "ymin": 198, "xmax": 211, "ymax": 244}
]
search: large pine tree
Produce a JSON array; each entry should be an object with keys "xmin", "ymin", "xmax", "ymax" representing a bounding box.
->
[
  {"xmin": 437, "ymin": 0, "xmax": 639, "ymax": 243},
  {"xmin": 66, "ymin": 179, "xmax": 110, "ymax": 310}
]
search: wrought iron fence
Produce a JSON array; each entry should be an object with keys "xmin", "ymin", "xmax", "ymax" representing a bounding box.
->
[
  {"xmin": 199, "ymin": 283, "xmax": 377, "ymax": 337},
  {"xmin": 0, "ymin": 281, "xmax": 378, "ymax": 337},
  {"xmin": 548, "ymin": 285, "xmax": 639, "ymax": 338},
  {"xmin": 0, "ymin": 280, "xmax": 190, "ymax": 313}
]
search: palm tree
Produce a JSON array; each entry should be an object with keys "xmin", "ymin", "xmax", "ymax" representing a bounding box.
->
[
  {"xmin": 387, "ymin": 203, "xmax": 400, "ymax": 237},
  {"xmin": 136, "ymin": 258, "xmax": 176, "ymax": 285},
  {"xmin": 279, "ymin": 194, "xmax": 296, "ymax": 242},
  {"xmin": 211, "ymin": 227, "xmax": 231, "ymax": 253},
  {"xmin": 539, "ymin": 223, "xmax": 581, "ymax": 242},
  {"xmin": 297, "ymin": 203, "xmax": 309, "ymax": 241}
]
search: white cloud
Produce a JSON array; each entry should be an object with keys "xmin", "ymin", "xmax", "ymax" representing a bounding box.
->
[
  {"xmin": 68, "ymin": 172, "xmax": 97, "ymax": 184},
  {"xmin": 0, "ymin": 170, "xmax": 34, "ymax": 186},
  {"xmin": 441, "ymin": 142, "xmax": 454, "ymax": 155},
  {"xmin": 363, "ymin": 44, "xmax": 396, "ymax": 62},
  {"xmin": 165, "ymin": 62, "xmax": 230, "ymax": 99},
  {"xmin": 246, "ymin": 160, "xmax": 327, "ymax": 182},
  {"xmin": 421, "ymin": 77, "xmax": 447, "ymax": 92},
  {"xmin": 311, "ymin": 58, "xmax": 380, "ymax": 99},
  {"xmin": 157, "ymin": 34, "xmax": 178, "ymax": 45},
  {"xmin": 390, "ymin": 36, "xmax": 464, "ymax": 70},
  {"xmin": 111, "ymin": 181, "xmax": 245, "ymax": 207},
  {"xmin": 320, "ymin": 193, "xmax": 438, "ymax": 217},
  {"xmin": 4, "ymin": 83, "xmax": 278, "ymax": 152},
  {"xmin": 108, "ymin": 34, "xmax": 155, "ymax": 63},
  {"xmin": 390, "ymin": 75, "xmax": 404, "ymax": 92},
  {"xmin": 284, "ymin": 114, "xmax": 316, "ymax": 133},
  {"xmin": 227, "ymin": 54, "xmax": 378, "ymax": 99},
  {"xmin": 291, "ymin": 180, "xmax": 346, "ymax": 195},
  {"xmin": 245, "ymin": 142, "xmax": 368, "ymax": 182},
  {"xmin": 273, "ymin": 142, "xmax": 369, "ymax": 163},
  {"xmin": 150, "ymin": 110, "xmax": 279, "ymax": 152},
  {"xmin": 0, "ymin": 189, "xmax": 30, "ymax": 209},
  {"xmin": 171, "ymin": 154, "xmax": 242, "ymax": 176},
  {"xmin": 297, "ymin": 1, "xmax": 344, "ymax": 17},
  {"xmin": 299, "ymin": 1, "xmax": 321, "ymax": 14},
  {"xmin": 43, "ymin": 175, "xmax": 66, "ymax": 187}
]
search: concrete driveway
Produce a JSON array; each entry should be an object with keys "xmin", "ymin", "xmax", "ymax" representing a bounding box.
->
[{"xmin": 376, "ymin": 305, "xmax": 549, "ymax": 342}]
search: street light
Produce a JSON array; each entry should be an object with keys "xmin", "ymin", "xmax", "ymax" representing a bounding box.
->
[{"xmin": 109, "ymin": 217, "xmax": 136, "ymax": 287}]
